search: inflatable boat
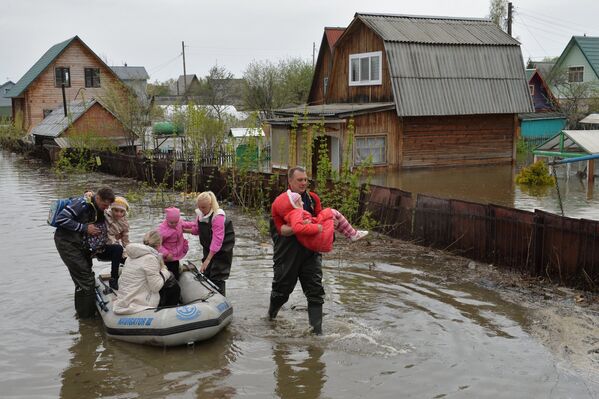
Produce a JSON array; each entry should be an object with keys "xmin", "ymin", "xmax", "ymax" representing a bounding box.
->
[{"xmin": 94, "ymin": 264, "xmax": 233, "ymax": 346}]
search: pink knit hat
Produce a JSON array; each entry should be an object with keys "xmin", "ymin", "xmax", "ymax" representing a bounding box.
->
[
  {"xmin": 165, "ymin": 207, "xmax": 181, "ymax": 223},
  {"xmin": 287, "ymin": 190, "xmax": 302, "ymax": 208}
]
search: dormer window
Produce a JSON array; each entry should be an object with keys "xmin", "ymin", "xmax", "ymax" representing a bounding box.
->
[
  {"xmin": 349, "ymin": 51, "xmax": 382, "ymax": 86},
  {"xmin": 568, "ymin": 66, "xmax": 584, "ymax": 83}
]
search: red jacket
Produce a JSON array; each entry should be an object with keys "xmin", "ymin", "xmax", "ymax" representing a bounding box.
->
[
  {"xmin": 272, "ymin": 190, "xmax": 322, "ymax": 234},
  {"xmin": 271, "ymin": 191, "xmax": 334, "ymax": 253}
]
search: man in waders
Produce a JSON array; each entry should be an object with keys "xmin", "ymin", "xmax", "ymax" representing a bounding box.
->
[
  {"xmin": 54, "ymin": 187, "xmax": 115, "ymax": 318},
  {"xmin": 269, "ymin": 166, "xmax": 324, "ymax": 334}
]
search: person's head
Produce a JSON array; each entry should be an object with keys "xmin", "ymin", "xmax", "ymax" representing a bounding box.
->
[
  {"xmin": 165, "ymin": 207, "xmax": 181, "ymax": 228},
  {"xmin": 288, "ymin": 166, "xmax": 308, "ymax": 194},
  {"xmin": 196, "ymin": 191, "xmax": 219, "ymax": 216},
  {"xmin": 288, "ymin": 190, "xmax": 302, "ymax": 209},
  {"xmin": 110, "ymin": 196, "xmax": 129, "ymax": 220},
  {"xmin": 95, "ymin": 187, "xmax": 115, "ymax": 211},
  {"xmin": 143, "ymin": 230, "xmax": 162, "ymax": 250}
]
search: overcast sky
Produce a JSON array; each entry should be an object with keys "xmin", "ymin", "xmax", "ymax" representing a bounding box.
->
[{"xmin": 2, "ymin": 0, "xmax": 599, "ymax": 84}]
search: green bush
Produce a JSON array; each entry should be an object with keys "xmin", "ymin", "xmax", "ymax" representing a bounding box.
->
[{"xmin": 515, "ymin": 160, "xmax": 555, "ymax": 186}]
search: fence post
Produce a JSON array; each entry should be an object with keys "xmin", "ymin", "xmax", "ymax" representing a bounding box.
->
[{"xmin": 532, "ymin": 212, "xmax": 545, "ymax": 278}]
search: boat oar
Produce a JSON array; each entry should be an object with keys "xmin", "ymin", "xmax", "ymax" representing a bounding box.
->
[{"xmin": 184, "ymin": 261, "xmax": 221, "ymax": 293}]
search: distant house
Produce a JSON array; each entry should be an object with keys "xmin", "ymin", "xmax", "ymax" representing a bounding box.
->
[
  {"xmin": 308, "ymin": 27, "xmax": 345, "ymax": 105},
  {"xmin": 268, "ymin": 13, "xmax": 533, "ymax": 172},
  {"xmin": 8, "ymin": 36, "xmax": 125, "ymax": 132},
  {"xmin": 526, "ymin": 60, "xmax": 554, "ymax": 80},
  {"xmin": 30, "ymin": 99, "xmax": 134, "ymax": 150},
  {"xmin": 550, "ymin": 36, "xmax": 599, "ymax": 99},
  {"xmin": 0, "ymin": 81, "xmax": 15, "ymax": 118},
  {"xmin": 110, "ymin": 65, "xmax": 150, "ymax": 103},
  {"xmin": 172, "ymin": 74, "xmax": 202, "ymax": 96},
  {"xmin": 525, "ymin": 68, "xmax": 556, "ymax": 112}
]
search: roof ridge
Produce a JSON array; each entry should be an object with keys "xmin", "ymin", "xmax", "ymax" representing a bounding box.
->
[{"xmin": 356, "ymin": 12, "xmax": 491, "ymax": 22}]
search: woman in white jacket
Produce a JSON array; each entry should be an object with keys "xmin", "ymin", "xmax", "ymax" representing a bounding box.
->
[{"xmin": 113, "ymin": 230, "xmax": 179, "ymax": 314}]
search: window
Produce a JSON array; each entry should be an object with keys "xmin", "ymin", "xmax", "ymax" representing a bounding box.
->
[
  {"xmin": 568, "ymin": 66, "xmax": 584, "ymax": 83},
  {"xmin": 43, "ymin": 109, "xmax": 53, "ymax": 118},
  {"xmin": 529, "ymin": 84, "xmax": 535, "ymax": 95},
  {"xmin": 349, "ymin": 51, "xmax": 382, "ymax": 86},
  {"xmin": 4, "ymin": 88, "xmax": 9, "ymax": 94},
  {"xmin": 55, "ymin": 67, "xmax": 70, "ymax": 87},
  {"xmin": 323, "ymin": 76, "xmax": 329, "ymax": 97},
  {"xmin": 84, "ymin": 68, "xmax": 101, "ymax": 88},
  {"xmin": 355, "ymin": 136, "xmax": 386, "ymax": 165}
]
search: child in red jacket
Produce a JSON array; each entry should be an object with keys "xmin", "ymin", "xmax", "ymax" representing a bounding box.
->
[{"xmin": 281, "ymin": 190, "xmax": 368, "ymax": 253}]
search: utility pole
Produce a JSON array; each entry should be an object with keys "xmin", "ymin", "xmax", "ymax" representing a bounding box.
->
[
  {"xmin": 312, "ymin": 42, "xmax": 316, "ymax": 68},
  {"xmin": 181, "ymin": 41, "xmax": 187, "ymax": 100},
  {"xmin": 507, "ymin": 2, "xmax": 513, "ymax": 36}
]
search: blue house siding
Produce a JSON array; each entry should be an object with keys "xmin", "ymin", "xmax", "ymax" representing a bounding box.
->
[{"xmin": 521, "ymin": 118, "xmax": 567, "ymax": 139}]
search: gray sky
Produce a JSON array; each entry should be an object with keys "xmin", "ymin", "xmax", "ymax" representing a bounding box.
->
[{"xmin": 2, "ymin": 0, "xmax": 599, "ymax": 84}]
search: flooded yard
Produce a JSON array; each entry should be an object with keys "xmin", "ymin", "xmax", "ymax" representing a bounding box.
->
[{"xmin": 0, "ymin": 149, "xmax": 597, "ymax": 398}]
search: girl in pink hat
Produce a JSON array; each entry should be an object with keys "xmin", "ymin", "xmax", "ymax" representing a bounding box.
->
[{"xmin": 157, "ymin": 207, "xmax": 195, "ymax": 280}]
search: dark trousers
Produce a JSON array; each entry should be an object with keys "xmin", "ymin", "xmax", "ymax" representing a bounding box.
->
[
  {"xmin": 159, "ymin": 282, "xmax": 181, "ymax": 307},
  {"xmin": 96, "ymin": 244, "xmax": 124, "ymax": 280},
  {"xmin": 164, "ymin": 260, "xmax": 180, "ymax": 280}
]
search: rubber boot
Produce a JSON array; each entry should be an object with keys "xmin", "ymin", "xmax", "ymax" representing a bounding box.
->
[
  {"xmin": 109, "ymin": 278, "xmax": 118, "ymax": 291},
  {"xmin": 74, "ymin": 287, "xmax": 97, "ymax": 319},
  {"xmin": 308, "ymin": 303, "xmax": 323, "ymax": 335},
  {"xmin": 268, "ymin": 295, "xmax": 287, "ymax": 320}
]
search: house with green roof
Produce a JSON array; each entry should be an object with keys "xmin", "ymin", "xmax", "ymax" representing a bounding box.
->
[
  {"xmin": 7, "ymin": 36, "xmax": 125, "ymax": 132},
  {"xmin": 549, "ymin": 36, "xmax": 599, "ymax": 100}
]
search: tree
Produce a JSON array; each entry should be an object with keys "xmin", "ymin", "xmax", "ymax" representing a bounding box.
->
[
  {"xmin": 242, "ymin": 57, "xmax": 314, "ymax": 119},
  {"xmin": 546, "ymin": 67, "xmax": 599, "ymax": 128},
  {"xmin": 488, "ymin": 0, "xmax": 507, "ymax": 31},
  {"xmin": 203, "ymin": 64, "xmax": 235, "ymax": 122},
  {"xmin": 147, "ymin": 79, "xmax": 172, "ymax": 97},
  {"xmin": 242, "ymin": 60, "xmax": 280, "ymax": 119}
]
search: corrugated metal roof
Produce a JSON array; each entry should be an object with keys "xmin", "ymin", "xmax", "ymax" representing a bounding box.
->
[
  {"xmin": 580, "ymin": 113, "xmax": 599, "ymax": 124},
  {"xmin": 536, "ymin": 130, "xmax": 599, "ymax": 154},
  {"xmin": 8, "ymin": 37, "xmax": 77, "ymax": 98},
  {"xmin": 110, "ymin": 66, "xmax": 149, "ymax": 80},
  {"xmin": 275, "ymin": 102, "xmax": 395, "ymax": 117},
  {"xmin": 30, "ymin": 100, "xmax": 96, "ymax": 137},
  {"xmin": 519, "ymin": 112, "xmax": 566, "ymax": 121},
  {"xmin": 386, "ymin": 42, "xmax": 533, "ymax": 116},
  {"xmin": 573, "ymin": 36, "xmax": 599, "ymax": 78},
  {"xmin": 229, "ymin": 127, "xmax": 265, "ymax": 138},
  {"xmin": 54, "ymin": 136, "xmax": 133, "ymax": 148},
  {"xmin": 357, "ymin": 13, "xmax": 519, "ymax": 45},
  {"xmin": 525, "ymin": 69, "xmax": 535, "ymax": 81}
]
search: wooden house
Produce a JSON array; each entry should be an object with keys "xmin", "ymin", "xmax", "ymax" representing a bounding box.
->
[
  {"xmin": 8, "ymin": 36, "xmax": 125, "ymax": 132},
  {"xmin": 110, "ymin": 65, "xmax": 150, "ymax": 104},
  {"xmin": 550, "ymin": 36, "xmax": 599, "ymax": 99},
  {"xmin": 308, "ymin": 27, "xmax": 345, "ymax": 105},
  {"xmin": 173, "ymin": 74, "xmax": 202, "ymax": 96},
  {"xmin": 30, "ymin": 99, "xmax": 134, "ymax": 152},
  {"xmin": 268, "ymin": 13, "xmax": 534, "ymax": 172}
]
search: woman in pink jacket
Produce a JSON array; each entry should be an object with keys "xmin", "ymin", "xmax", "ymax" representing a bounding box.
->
[{"xmin": 157, "ymin": 207, "xmax": 194, "ymax": 280}]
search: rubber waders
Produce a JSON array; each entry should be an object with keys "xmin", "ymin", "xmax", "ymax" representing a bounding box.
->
[
  {"xmin": 74, "ymin": 287, "xmax": 97, "ymax": 319},
  {"xmin": 308, "ymin": 303, "xmax": 323, "ymax": 335}
]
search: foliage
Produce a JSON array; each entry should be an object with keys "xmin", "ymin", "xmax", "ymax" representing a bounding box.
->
[
  {"xmin": 202, "ymin": 64, "xmax": 235, "ymax": 122},
  {"xmin": 242, "ymin": 57, "xmax": 313, "ymax": 119},
  {"xmin": 314, "ymin": 117, "xmax": 376, "ymax": 229},
  {"xmin": 0, "ymin": 113, "xmax": 26, "ymax": 145},
  {"xmin": 515, "ymin": 160, "xmax": 556, "ymax": 186},
  {"xmin": 147, "ymin": 79, "xmax": 173, "ymax": 97},
  {"xmin": 488, "ymin": 0, "xmax": 508, "ymax": 31},
  {"xmin": 546, "ymin": 67, "xmax": 599, "ymax": 128}
]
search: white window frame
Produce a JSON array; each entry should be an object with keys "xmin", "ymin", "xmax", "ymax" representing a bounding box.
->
[
  {"xmin": 529, "ymin": 84, "xmax": 535, "ymax": 95},
  {"xmin": 568, "ymin": 66, "xmax": 584, "ymax": 83},
  {"xmin": 354, "ymin": 135, "xmax": 387, "ymax": 166},
  {"xmin": 349, "ymin": 51, "xmax": 382, "ymax": 86}
]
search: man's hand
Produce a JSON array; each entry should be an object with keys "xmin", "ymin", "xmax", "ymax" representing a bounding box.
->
[
  {"xmin": 280, "ymin": 224, "xmax": 294, "ymax": 237},
  {"xmin": 333, "ymin": 218, "xmax": 339, "ymax": 228},
  {"xmin": 87, "ymin": 224, "xmax": 100, "ymax": 236},
  {"xmin": 318, "ymin": 224, "xmax": 323, "ymax": 233}
]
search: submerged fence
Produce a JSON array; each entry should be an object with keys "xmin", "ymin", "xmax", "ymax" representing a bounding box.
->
[{"xmin": 89, "ymin": 151, "xmax": 599, "ymax": 291}]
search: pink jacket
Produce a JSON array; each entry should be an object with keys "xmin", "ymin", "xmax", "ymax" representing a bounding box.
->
[
  {"xmin": 189, "ymin": 209, "xmax": 226, "ymax": 254},
  {"xmin": 157, "ymin": 219, "xmax": 195, "ymax": 261}
]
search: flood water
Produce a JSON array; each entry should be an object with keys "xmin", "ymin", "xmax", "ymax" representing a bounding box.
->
[
  {"xmin": 370, "ymin": 162, "xmax": 599, "ymax": 221},
  {"xmin": 1, "ymin": 149, "xmax": 598, "ymax": 398}
]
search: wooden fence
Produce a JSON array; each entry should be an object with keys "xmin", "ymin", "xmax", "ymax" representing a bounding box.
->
[{"xmin": 94, "ymin": 151, "xmax": 599, "ymax": 291}]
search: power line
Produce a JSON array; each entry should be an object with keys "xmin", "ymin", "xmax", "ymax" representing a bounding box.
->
[
  {"xmin": 517, "ymin": 7, "xmax": 598, "ymax": 35},
  {"xmin": 516, "ymin": 15, "xmax": 549, "ymax": 56},
  {"xmin": 148, "ymin": 53, "xmax": 182, "ymax": 75}
]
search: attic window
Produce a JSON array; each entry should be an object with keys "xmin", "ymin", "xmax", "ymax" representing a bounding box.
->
[
  {"xmin": 85, "ymin": 68, "xmax": 101, "ymax": 88},
  {"xmin": 568, "ymin": 66, "xmax": 584, "ymax": 83},
  {"xmin": 349, "ymin": 51, "xmax": 382, "ymax": 86},
  {"xmin": 529, "ymin": 84, "xmax": 535, "ymax": 95},
  {"xmin": 55, "ymin": 67, "xmax": 71, "ymax": 87}
]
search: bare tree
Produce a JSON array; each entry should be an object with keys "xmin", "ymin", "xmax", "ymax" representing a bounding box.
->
[
  {"xmin": 203, "ymin": 65, "xmax": 234, "ymax": 122},
  {"xmin": 488, "ymin": 0, "xmax": 507, "ymax": 31},
  {"xmin": 546, "ymin": 67, "xmax": 599, "ymax": 127}
]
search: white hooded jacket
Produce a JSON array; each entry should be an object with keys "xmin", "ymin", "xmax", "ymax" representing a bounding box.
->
[{"xmin": 112, "ymin": 243, "xmax": 171, "ymax": 315}]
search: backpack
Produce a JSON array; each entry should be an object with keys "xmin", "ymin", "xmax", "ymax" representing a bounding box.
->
[{"xmin": 47, "ymin": 198, "xmax": 73, "ymax": 227}]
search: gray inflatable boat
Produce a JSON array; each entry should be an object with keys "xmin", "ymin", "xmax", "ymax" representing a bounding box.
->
[{"xmin": 94, "ymin": 265, "xmax": 233, "ymax": 346}]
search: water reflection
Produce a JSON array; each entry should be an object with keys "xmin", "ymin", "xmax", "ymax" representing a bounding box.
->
[
  {"xmin": 59, "ymin": 320, "xmax": 237, "ymax": 398},
  {"xmin": 273, "ymin": 343, "xmax": 325, "ymax": 399},
  {"xmin": 368, "ymin": 163, "xmax": 599, "ymax": 220}
]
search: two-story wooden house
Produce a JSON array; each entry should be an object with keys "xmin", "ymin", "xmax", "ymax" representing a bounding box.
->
[
  {"xmin": 268, "ymin": 13, "xmax": 534, "ymax": 172},
  {"xmin": 8, "ymin": 36, "xmax": 124, "ymax": 133}
]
